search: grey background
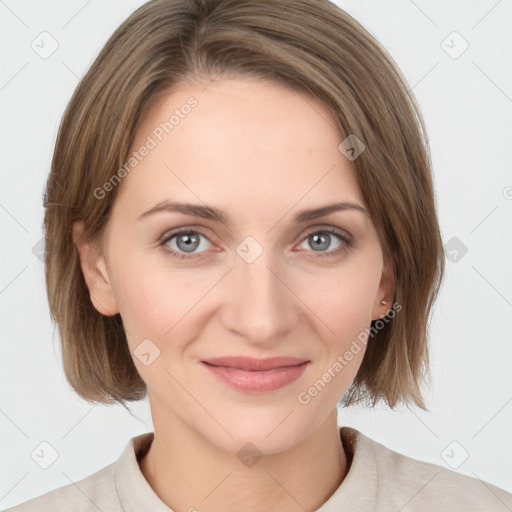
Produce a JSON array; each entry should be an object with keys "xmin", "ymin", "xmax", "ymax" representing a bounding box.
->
[{"xmin": 1, "ymin": 0, "xmax": 511, "ymax": 508}]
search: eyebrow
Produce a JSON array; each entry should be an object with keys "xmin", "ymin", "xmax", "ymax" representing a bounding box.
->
[{"xmin": 137, "ymin": 200, "xmax": 369, "ymax": 223}]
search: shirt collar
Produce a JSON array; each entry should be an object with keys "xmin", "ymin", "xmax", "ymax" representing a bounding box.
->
[
  {"xmin": 316, "ymin": 426, "xmax": 378, "ymax": 511},
  {"xmin": 115, "ymin": 426, "xmax": 377, "ymax": 512},
  {"xmin": 115, "ymin": 431, "xmax": 172, "ymax": 512}
]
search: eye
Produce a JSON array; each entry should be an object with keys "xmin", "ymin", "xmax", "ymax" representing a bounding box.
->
[
  {"xmin": 159, "ymin": 229, "xmax": 213, "ymax": 260},
  {"xmin": 297, "ymin": 228, "xmax": 352, "ymax": 258},
  {"xmin": 159, "ymin": 226, "xmax": 353, "ymax": 261}
]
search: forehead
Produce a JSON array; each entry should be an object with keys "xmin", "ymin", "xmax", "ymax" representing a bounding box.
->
[{"xmin": 114, "ymin": 78, "xmax": 365, "ymax": 221}]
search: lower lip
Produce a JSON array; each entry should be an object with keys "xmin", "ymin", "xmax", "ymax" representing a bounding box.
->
[{"xmin": 202, "ymin": 362, "xmax": 309, "ymax": 392}]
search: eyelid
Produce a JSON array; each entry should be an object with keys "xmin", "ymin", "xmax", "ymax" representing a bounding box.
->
[
  {"xmin": 158, "ymin": 225, "xmax": 216, "ymax": 244},
  {"xmin": 302, "ymin": 224, "xmax": 352, "ymax": 240}
]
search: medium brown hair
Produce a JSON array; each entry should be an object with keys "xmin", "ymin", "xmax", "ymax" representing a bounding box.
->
[{"xmin": 44, "ymin": 0, "xmax": 445, "ymax": 410}]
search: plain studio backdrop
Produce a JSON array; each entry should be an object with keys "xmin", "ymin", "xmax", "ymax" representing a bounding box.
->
[{"xmin": 1, "ymin": 0, "xmax": 511, "ymax": 509}]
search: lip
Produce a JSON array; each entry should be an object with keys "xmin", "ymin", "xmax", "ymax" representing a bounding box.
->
[
  {"xmin": 202, "ymin": 356, "xmax": 309, "ymax": 371},
  {"xmin": 201, "ymin": 356, "xmax": 310, "ymax": 392}
]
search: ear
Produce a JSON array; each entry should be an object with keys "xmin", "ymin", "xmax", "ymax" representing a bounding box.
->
[
  {"xmin": 371, "ymin": 259, "xmax": 395, "ymax": 321},
  {"xmin": 72, "ymin": 221, "xmax": 119, "ymax": 317}
]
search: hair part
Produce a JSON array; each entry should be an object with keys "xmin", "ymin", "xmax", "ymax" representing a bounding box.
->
[{"xmin": 44, "ymin": 0, "xmax": 445, "ymax": 409}]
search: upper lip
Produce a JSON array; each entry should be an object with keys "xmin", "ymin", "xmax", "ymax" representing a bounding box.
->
[{"xmin": 202, "ymin": 356, "xmax": 309, "ymax": 371}]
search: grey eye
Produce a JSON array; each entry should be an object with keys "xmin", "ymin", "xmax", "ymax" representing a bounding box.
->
[
  {"xmin": 302, "ymin": 231, "xmax": 343, "ymax": 252},
  {"xmin": 166, "ymin": 231, "xmax": 211, "ymax": 254}
]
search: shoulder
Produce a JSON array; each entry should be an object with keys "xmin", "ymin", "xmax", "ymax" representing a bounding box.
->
[
  {"xmin": 345, "ymin": 427, "xmax": 512, "ymax": 511},
  {"xmin": 5, "ymin": 432, "xmax": 154, "ymax": 512},
  {"xmin": 4, "ymin": 461, "xmax": 119, "ymax": 512}
]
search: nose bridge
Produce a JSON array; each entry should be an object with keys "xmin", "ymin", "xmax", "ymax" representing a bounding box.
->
[{"xmin": 222, "ymin": 237, "xmax": 295, "ymax": 340}]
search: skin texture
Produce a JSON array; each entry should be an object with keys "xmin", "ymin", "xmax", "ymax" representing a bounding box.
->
[{"xmin": 74, "ymin": 77, "xmax": 394, "ymax": 512}]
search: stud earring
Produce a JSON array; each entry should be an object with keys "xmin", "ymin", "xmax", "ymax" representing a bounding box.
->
[{"xmin": 380, "ymin": 300, "xmax": 387, "ymax": 305}]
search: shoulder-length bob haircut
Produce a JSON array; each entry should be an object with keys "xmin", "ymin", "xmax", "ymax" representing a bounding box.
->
[{"xmin": 44, "ymin": 0, "xmax": 445, "ymax": 410}]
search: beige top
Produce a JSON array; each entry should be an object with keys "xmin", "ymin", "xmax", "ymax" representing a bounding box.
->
[{"xmin": 6, "ymin": 426, "xmax": 512, "ymax": 511}]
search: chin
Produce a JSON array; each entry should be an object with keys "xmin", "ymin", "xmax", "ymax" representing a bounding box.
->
[{"xmin": 197, "ymin": 407, "xmax": 315, "ymax": 456}]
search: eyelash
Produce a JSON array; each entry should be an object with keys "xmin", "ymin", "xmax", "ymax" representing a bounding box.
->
[{"xmin": 158, "ymin": 227, "xmax": 353, "ymax": 261}]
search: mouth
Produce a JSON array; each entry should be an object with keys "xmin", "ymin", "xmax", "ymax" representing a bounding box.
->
[{"xmin": 201, "ymin": 356, "xmax": 310, "ymax": 392}]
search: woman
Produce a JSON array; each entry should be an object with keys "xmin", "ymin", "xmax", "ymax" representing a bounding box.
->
[{"xmin": 7, "ymin": 0, "xmax": 512, "ymax": 510}]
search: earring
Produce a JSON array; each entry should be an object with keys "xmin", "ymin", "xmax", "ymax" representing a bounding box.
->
[{"xmin": 380, "ymin": 300, "xmax": 387, "ymax": 305}]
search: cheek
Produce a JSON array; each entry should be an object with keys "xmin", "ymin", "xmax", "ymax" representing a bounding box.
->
[
  {"xmin": 108, "ymin": 249, "xmax": 195, "ymax": 343},
  {"xmin": 303, "ymin": 261, "xmax": 382, "ymax": 337},
  {"xmin": 111, "ymin": 261, "xmax": 200, "ymax": 386}
]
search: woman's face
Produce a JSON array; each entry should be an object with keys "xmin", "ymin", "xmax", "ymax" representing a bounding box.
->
[{"xmin": 77, "ymin": 77, "xmax": 393, "ymax": 454}]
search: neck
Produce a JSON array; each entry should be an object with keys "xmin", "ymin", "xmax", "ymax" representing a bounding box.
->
[{"xmin": 138, "ymin": 406, "xmax": 348, "ymax": 512}]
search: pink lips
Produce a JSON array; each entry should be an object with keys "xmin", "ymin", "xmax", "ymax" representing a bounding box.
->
[{"xmin": 201, "ymin": 356, "xmax": 310, "ymax": 392}]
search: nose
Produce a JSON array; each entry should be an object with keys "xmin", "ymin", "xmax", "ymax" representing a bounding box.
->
[{"xmin": 220, "ymin": 243, "xmax": 298, "ymax": 345}]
